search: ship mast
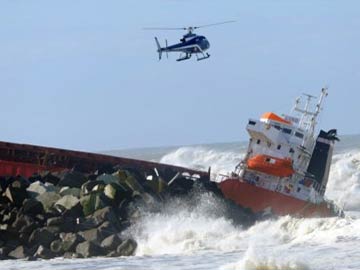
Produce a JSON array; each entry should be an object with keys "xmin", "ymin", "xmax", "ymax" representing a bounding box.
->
[{"xmin": 293, "ymin": 87, "xmax": 328, "ymax": 136}]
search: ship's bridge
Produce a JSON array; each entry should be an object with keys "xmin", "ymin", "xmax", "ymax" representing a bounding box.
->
[{"xmin": 246, "ymin": 112, "xmax": 313, "ymax": 162}]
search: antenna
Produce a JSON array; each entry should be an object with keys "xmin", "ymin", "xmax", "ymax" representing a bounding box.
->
[{"xmin": 293, "ymin": 87, "xmax": 328, "ymax": 135}]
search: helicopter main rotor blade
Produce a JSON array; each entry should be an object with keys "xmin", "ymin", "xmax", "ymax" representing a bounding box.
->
[
  {"xmin": 143, "ymin": 27, "xmax": 186, "ymax": 30},
  {"xmin": 193, "ymin": 20, "xmax": 236, "ymax": 29}
]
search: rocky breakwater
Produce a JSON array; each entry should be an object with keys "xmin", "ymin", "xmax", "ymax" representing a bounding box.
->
[{"xmin": 0, "ymin": 168, "xmax": 255, "ymax": 260}]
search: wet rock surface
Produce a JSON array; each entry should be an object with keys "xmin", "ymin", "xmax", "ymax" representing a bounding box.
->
[{"xmin": 0, "ymin": 167, "xmax": 255, "ymax": 260}]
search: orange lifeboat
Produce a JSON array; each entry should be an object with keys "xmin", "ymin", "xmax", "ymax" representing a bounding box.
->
[{"xmin": 247, "ymin": 155, "xmax": 294, "ymax": 177}]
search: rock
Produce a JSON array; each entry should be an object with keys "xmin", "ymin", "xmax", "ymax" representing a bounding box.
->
[
  {"xmin": 78, "ymin": 228, "xmax": 103, "ymax": 244},
  {"xmin": 29, "ymin": 227, "xmax": 57, "ymax": 248},
  {"xmin": 50, "ymin": 239, "xmax": 62, "ymax": 254},
  {"xmin": 80, "ymin": 193, "xmax": 106, "ymax": 216},
  {"xmin": 40, "ymin": 172, "xmax": 60, "ymax": 186},
  {"xmin": 55, "ymin": 195, "xmax": 80, "ymax": 211},
  {"xmin": 8, "ymin": 245, "xmax": 29, "ymax": 259},
  {"xmin": 97, "ymin": 221, "xmax": 118, "ymax": 238},
  {"xmin": 59, "ymin": 187, "xmax": 81, "ymax": 198},
  {"xmin": 75, "ymin": 241, "xmax": 105, "ymax": 258},
  {"xmin": 116, "ymin": 239, "xmax": 137, "ymax": 256},
  {"xmin": 59, "ymin": 233, "xmax": 83, "ymax": 252},
  {"xmin": 101, "ymin": 234, "xmax": 122, "ymax": 251},
  {"xmin": 22, "ymin": 198, "xmax": 44, "ymax": 215},
  {"xmin": 57, "ymin": 171, "xmax": 87, "ymax": 188},
  {"xmin": 33, "ymin": 245, "xmax": 56, "ymax": 259},
  {"xmin": 63, "ymin": 251, "xmax": 83, "ymax": 259},
  {"xmin": 35, "ymin": 191, "xmax": 61, "ymax": 212},
  {"xmin": 0, "ymin": 247, "xmax": 11, "ymax": 257},
  {"xmin": 91, "ymin": 206, "xmax": 121, "ymax": 228},
  {"xmin": 4, "ymin": 185, "xmax": 27, "ymax": 206},
  {"xmin": 12, "ymin": 214, "xmax": 35, "ymax": 232},
  {"xmin": 27, "ymin": 181, "xmax": 56, "ymax": 198},
  {"xmin": 104, "ymin": 183, "xmax": 128, "ymax": 204},
  {"xmin": 81, "ymin": 180, "xmax": 105, "ymax": 196},
  {"xmin": 97, "ymin": 174, "xmax": 119, "ymax": 185},
  {"xmin": 47, "ymin": 217, "xmax": 75, "ymax": 232}
]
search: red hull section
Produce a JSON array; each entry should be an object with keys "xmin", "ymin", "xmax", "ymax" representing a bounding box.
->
[
  {"xmin": 219, "ymin": 178, "xmax": 336, "ymax": 217},
  {"xmin": 0, "ymin": 141, "xmax": 209, "ymax": 180}
]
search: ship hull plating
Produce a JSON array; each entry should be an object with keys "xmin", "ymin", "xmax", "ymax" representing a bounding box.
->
[{"xmin": 219, "ymin": 178, "xmax": 338, "ymax": 217}]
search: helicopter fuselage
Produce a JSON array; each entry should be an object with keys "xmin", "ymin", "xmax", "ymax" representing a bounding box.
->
[{"xmin": 164, "ymin": 34, "xmax": 210, "ymax": 53}]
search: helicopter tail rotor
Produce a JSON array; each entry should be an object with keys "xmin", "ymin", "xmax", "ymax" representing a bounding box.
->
[
  {"xmin": 165, "ymin": 39, "xmax": 168, "ymax": 59},
  {"xmin": 154, "ymin": 37, "xmax": 162, "ymax": 60}
]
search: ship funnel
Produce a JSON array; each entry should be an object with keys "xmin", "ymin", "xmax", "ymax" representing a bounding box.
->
[{"xmin": 306, "ymin": 129, "xmax": 339, "ymax": 195}]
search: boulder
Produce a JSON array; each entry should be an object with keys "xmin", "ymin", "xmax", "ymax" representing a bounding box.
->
[
  {"xmin": 101, "ymin": 234, "xmax": 122, "ymax": 251},
  {"xmin": 57, "ymin": 171, "xmax": 87, "ymax": 188},
  {"xmin": 78, "ymin": 228, "xmax": 103, "ymax": 244},
  {"xmin": 75, "ymin": 241, "xmax": 105, "ymax": 258},
  {"xmin": 59, "ymin": 187, "xmax": 81, "ymax": 198},
  {"xmin": 96, "ymin": 174, "xmax": 119, "ymax": 185},
  {"xmin": 8, "ymin": 245, "xmax": 29, "ymax": 259},
  {"xmin": 33, "ymin": 245, "xmax": 56, "ymax": 259},
  {"xmin": 59, "ymin": 233, "xmax": 83, "ymax": 252},
  {"xmin": 29, "ymin": 227, "xmax": 57, "ymax": 248},
  {"xmin": 35, "ymin": 192, "xmax": 61, "ymax": 212},
  {"xmin": 40, "ymin": 172, "xmax": 60, "ymax": 186},
  {"xmin": 81, "ymin": 180, "xmax": 105, "ymax": 196},
  {"xmin": 104, "ymin": 183, "xmax": 128, "ymax": 204},
  {"xmin": 55, "ymin": 195, "xmax": 80, "ymax": 211},
  {"xmin": 27, "ymin": 181, "xmax": 56, "ymax": 198},
  {"xmin": 80, "ymin": 193, "xmax": 106, "ymax": 216},
  {"xmin": 47, "ymin": 217, "xmax": 75, "ymax": 232},
  {"xmin": 91, "ymin": 206, "xmax": 121, "ymax": 228},
  {"xmin": 22, "ymin": 198, "xmax": 44, "ymax": 215},
  {"xmin": 4, "ymin": 185, "xmax": 27, "ymax": 206},
  {"xmin": 116, "ymin": 239, "xmax": 137, "ymax": 256}
]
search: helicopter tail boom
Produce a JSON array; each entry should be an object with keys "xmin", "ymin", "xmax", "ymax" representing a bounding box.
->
[{"xmin": 154, "ymin": 37, "xmax": 163, "ymax": 60}]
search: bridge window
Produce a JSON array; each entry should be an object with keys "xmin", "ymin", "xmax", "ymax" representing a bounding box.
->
[
  {"xmin": 289, "ymin": 148, "xmax": 295, "ymax": 153},
  {"xmin": 282, "ymin": 128, "xmax": 292, "ymax": 134},
  {"xmin": 295, "ymin": 132, "xmax": 304, "ymax": 139},
  {"xmin": 256, "ymin": 139, "xmax": 261, "ymax": 144},
  {"xmin": 277, "ymin": 145, "xmax": 281, "ymax": 150},
  {"xmin": 248, "ymin": 120, "xmax": 256, "ymax": 126},
  {"xmin": 273, "ymin": 125, "xmax": 281, "ymax": 130}
]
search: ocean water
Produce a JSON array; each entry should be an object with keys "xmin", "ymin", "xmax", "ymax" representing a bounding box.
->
[{"xmin": 2, "ymin": 135, "xmax": 360, "ymax": 270}]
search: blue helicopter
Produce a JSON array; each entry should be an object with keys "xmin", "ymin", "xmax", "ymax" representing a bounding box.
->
[{"xmin": 144, "ymin": 21, "xmax": 235, "ymax": 62}]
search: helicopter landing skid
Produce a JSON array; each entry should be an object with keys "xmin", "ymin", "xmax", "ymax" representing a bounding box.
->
[
  {"xmin": 196, "ymin": 53, "xmax": 210, "ymax": 61},
  {"xmin": 176, "ymin": 53, "xmax": 191, "ymax": 62}
]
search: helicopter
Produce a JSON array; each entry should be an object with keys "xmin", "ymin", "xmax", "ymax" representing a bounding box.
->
[{"xmin": 144, "ymin": 21, "xmax": 235, "ymax": 62}]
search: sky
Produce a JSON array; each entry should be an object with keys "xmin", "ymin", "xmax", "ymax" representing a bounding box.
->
[{"xmin": 0, "ymin": 0, "xmax": 359, "ymax": 151}]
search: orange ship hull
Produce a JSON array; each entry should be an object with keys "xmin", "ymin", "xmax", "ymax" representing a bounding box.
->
[{"xmin": 219, "ymin": 178, "xmax": 337, "ymax": 217}]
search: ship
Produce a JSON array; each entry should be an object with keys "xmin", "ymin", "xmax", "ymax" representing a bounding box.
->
[{"xmin": 219, "ymin": 87, "xmax": 343, "ymax": 217}]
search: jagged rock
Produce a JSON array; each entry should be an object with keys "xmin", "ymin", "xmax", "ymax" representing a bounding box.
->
[
  {"xmin": 81, "ymin": 180, "xmax": 105, "ymax": 196},
  {"xmin": 75, "ymin": 241, "xmax": 105, "ymax": 258},
  {"xmin": 12, "ymin": 214, "xmax": 35, "ymax": 232},
  {"xmin": 8, "ymin": 245, "xmax": 29, "ymax": 259},
  {"xmin": 55, "ymin": 195, "xmax": 80, "ymax": 211},
  {"xmin": 101, "ymin": 234, "xmax": 122, "ymax": 251},
  {"xmin": 97, "ymin": 221, "xmax": 118, "ymax": 238},
  {"xmin": 40, "ymin": 172, "xmax": 60, "ymax": 186},
  {"xmin": 59, "ymin": 187, "xmax": 81, "ymax": 198},
  {"xmin": 97, "ymin": 174, "xmax": 119, "ymax": 185},
  {"xmin": 80, "ymin": 193, "xmax": 106, "ymax": 216},
  {"xmin": 33, "ymin": 245, "xmax": 56, "ymax": 259},
  {"xmin": 22, "ymin": 198, "xmax": 44, "ymax": 215},
  {"xmin": 104, "ymin": 183, "xmax": 128, "ymax": 204},
  {"xmin": 57, "ymin": 171, "xmax": 87, "ymax": 188},
  {"xmin": 27, "ymin": 181, "xmax": 56, "ymax": 198},
  {"xmin": 0, "ymin": 247, "xmax": 11, "ymax": 257},
  {"xmin": 78, "ymin": 228, "xmax": 103, "ymax": 244},
  {"xmin": 4, "ymin": 184, "xmax": 27, "ymax": 206},
  {"xmin": 35, "ymin": 191, "xmax": 61, "ymax": 212},
  {"xmin": 47, "ymin": 217, "xmax": 74, "ymax": 232},
  {"xmin": 59, "ymin": 233, "xmax": 83, "ymax": 252},
  {"xmin": 91, "ymin": 206, "xmax": 121, "ymax": 228},
  {"xmin": 116, "ymin": 239, "xmax": 137, "ymax": 256},
  {"xmin": 1, "ymin": 210, "xmax": 16, "ymax": 225},
  {"xmin": 29, "ymin": 227, "xmax": 57, "ymax": 248},
  {"xmin": 112, "ymin": 170, "xmax": 128, "ymax": 183}
]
